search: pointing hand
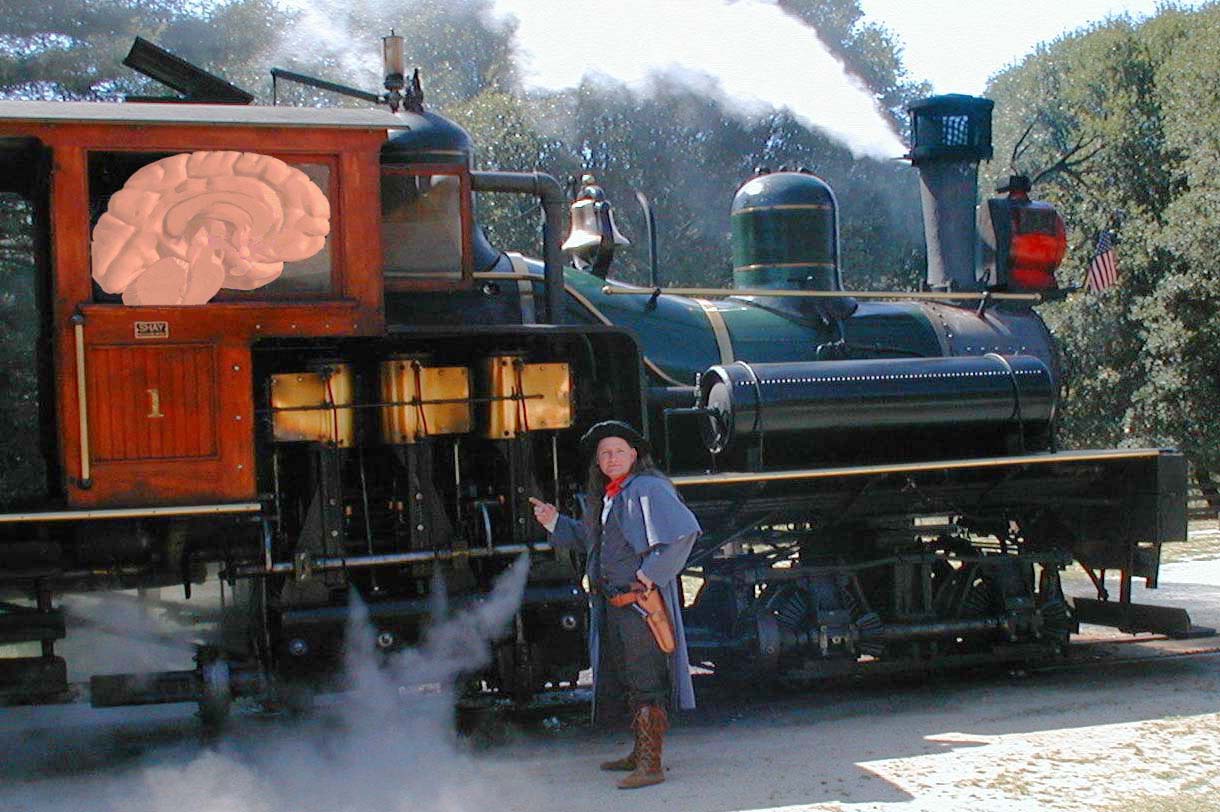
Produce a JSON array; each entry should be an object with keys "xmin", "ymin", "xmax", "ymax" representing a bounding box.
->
[{"xmin": 528, "ymin": 496, "xmax": 558, "ymax": 529}]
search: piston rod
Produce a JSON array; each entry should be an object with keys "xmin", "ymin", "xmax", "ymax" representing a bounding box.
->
[{"xmin": 230, "ymin": 542, "xmax": 554, "ymax": 577}]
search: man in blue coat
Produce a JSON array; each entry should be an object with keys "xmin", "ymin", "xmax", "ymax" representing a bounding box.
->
[{"xmin": 530, "ymin": 420, "xmax": 700, "ymax": 789}]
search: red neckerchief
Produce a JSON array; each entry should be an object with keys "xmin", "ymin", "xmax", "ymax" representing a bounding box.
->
[{"xmin": 604, "ymin": 474, "xmax": 630, "ymax": 499}]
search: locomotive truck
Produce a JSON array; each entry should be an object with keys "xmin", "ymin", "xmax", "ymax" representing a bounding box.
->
[{"xmin": 0, "ymin": 37, "xmax": 1199, "ymax": 721}]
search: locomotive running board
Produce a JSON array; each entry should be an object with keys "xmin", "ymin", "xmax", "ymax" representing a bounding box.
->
[
  {"xmin": 0, "ymin": 501, "xmax": 262, "ymax": 523},
  {"xmin": 670, "ymin": 447, "xmax": 1171, "ymax": 487},
  {"xmin": 1072, "ymin": 597, "xmax": 1215, "ymax": 639}
]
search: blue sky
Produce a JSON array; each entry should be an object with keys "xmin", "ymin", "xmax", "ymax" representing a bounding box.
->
[{"xmin": 857, "ymin": 0, "xmax": 1208, "ymax": 94}]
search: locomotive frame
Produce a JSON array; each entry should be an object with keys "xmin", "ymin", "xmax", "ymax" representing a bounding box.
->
[{"xmin": 0, "ymin": 45, "xmax": 1203, "ymax": 720}]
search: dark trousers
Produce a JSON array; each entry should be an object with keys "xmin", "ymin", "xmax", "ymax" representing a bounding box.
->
[{"xmin": 597, "ymin": 602, "xmax": 670, "ymax": 726}]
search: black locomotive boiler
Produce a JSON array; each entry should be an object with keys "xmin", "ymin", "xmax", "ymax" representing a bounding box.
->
[{"xmin": 0, "ymin": 40, "xmax": 1198, "ymax": 720}]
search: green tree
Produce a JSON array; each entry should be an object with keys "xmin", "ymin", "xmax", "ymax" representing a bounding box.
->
[
  {"xmin": 1129, "ymin": 4, "xmax": 1220, "ymax": 472},
  {"xmin": 987, "ymin": 3, "xmax": 1220, "ymax": 470},
  {"xmin": 0, "ymin": 0, "xmax": 278, "ymax": 100}
]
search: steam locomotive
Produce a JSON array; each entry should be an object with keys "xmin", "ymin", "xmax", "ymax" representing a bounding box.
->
[{"xmin": 0, "ymin": 38, "xmax": 1196, "ymax": 721}]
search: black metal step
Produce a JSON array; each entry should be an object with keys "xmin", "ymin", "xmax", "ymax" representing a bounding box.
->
[
  {"xmin": 1072, "ymin": 597, "xmax": 1217, "ymax": 639},
  {"xmin": 0, "ymin": 656, "xmax": 68, "ymax": 702},
  {"xmin": 0, "ymin": 601, "xmax": 65, "ymax": 644}
]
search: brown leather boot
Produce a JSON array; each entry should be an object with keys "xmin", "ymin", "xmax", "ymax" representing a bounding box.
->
[
  {"xmin": 599, "ymin": 746, "xmax": 637, "ymax": 771},
  {"xmin": 617, "ymin": 704, "xmax": 667, "ymax": 789},
  {"xmin": 600, "ymin": 711, "xmax": 639, "ymax": 771}
]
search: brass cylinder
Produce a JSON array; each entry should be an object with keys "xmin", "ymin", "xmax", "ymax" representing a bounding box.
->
[
  {"xmin": 269, "ymin": 363, "xmax": 354, "ymax": 446},
  {"xmin": 482, "ymin": 355, "xmax": 573, "ymax": 439},
  {"xmin": 379, "ymin": 357, "xmax": 471, "ymax": 444}
]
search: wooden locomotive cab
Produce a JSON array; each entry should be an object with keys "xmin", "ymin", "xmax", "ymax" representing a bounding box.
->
[{"xmin": 0, "ymin": 102, "xmax": 397, "ymax": 507}]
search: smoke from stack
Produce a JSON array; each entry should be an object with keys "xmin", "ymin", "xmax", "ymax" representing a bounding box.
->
[
  {"xmin": 491, "ymin": 0, "xmax": 906, "ymax": 159},
  {"xmin": 278, "ymin": 0, "xmax": 907, "ymax": 159}
]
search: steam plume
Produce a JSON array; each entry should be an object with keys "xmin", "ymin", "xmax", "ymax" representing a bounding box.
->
[
  {"xmin": 1, "ymin": 557, "xmax": 534, "ymax": 812},
  {"xmin": 491, "ymin": 0, "xmax": 908, "ymax": 159},
  {"xmin": 278, "ymin": 0, "xmax": 907, "ymax": 159}
]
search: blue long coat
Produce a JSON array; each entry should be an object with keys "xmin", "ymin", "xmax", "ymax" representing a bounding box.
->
[{"xmin": 548, "ymin": 472, "xmax": 700, "ymax": 718}]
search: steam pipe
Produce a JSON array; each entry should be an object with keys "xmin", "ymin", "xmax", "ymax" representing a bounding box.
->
[
  {"xmin": 471, "ymin": 171, "xmax": 566, "ymax": 323},
  {"xmin": 635, "ymin": 191, "xmax": 659, "ymax": 287},
  {"xmin": 269, "ymin": 68, "xmax": 381, "ymax": 105},
  {"xmin": 230, "ymin": 541, "xmax": 554, "ymax": 577}
]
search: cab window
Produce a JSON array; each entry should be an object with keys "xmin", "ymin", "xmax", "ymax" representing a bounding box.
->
[
  {"xmin": 381, "ymin": 168, "xmax": 470, "ymax": 286},
  {"xmin": 87, "ymin": 150, "xmax": 335, "ymax": 304}
]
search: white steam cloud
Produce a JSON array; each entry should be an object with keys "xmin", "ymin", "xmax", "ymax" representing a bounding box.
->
[
  {"xmin": 2, "ymin": 557, "xmax": 534, "ymax": 812},
  {"xmin": 491, "ymin": 0, "xmax": 908, "ymax": 159},
  {"xmin": 279, "ymin": 0, "xmax": 907, "ymax": 159}
]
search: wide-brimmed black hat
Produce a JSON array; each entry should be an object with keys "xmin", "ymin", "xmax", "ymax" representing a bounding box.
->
[
  {"xmin": 996, "ymin": 174, "xmax": 1031, "ymax": 194},
  {"xmin": 580, "ymin": 420, "xmax": 650, "ymax": 459}
]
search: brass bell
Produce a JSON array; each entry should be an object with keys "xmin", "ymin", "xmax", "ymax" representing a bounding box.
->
[{"xmin": 562, "ymin": 174, "xmax": 629, "ymax": 277}]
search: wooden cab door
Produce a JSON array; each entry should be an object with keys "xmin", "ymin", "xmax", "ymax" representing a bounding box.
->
[{"xmin": 67, "ymin": 310, "xmax": 255, "ymax": 507}]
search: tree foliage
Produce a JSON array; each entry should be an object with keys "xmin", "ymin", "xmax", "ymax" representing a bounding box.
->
[
  {"xmin": 987, "ymin": 3, "xmax": 1220, "ymax": 469},
  {"xmin": 0, "ymin": 0, "xmax": 278, "ymax": 100}
]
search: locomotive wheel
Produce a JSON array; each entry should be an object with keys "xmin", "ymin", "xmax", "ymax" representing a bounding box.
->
[
  {"xmin": 1039, "ymin": 598, "xmax": 1073, "ymax": 649},
  {"xmin": 1037, "ymin": 565, "xmax": 1073, "ymax": 649},
  {"xmin": 198, "ymin": 656, "xmax": 233, "ymax": 729},
  {"xmin": 494, "ymin": 641, "xmax": 537, "ymax": 705}
]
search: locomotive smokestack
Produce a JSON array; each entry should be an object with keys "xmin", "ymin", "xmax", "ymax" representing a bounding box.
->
[{"xmin": 907, "ymin": 95, "xmax": 994, "ymax": 292}]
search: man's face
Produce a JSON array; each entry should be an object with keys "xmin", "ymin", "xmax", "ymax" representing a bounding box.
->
[{"xmin": 596, "ymin": 436, "xmax": 637, "ymax": 480}]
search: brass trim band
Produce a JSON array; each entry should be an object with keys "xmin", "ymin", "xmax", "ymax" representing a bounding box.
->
[
  {"xmin": 602, "ymin": 285, "xmax": 1045, "ymax": 303},
  {"xmin": 734, "ymin": 261, "xmax": 837, "ymax": 272},
  {"xmin": 671, "ymin": 448, "xmax": 1168, "ymax": 487},
  {"xmin": 732, "ymin": 204, "xmax": 833, "ymax": 214},
  {"xmin": 0, "ymin": 502, "xmax": 263, "ymax": 523},
  {"xmin": 695, "ymin": 299, "xmax": 735, "ymax": 365}
]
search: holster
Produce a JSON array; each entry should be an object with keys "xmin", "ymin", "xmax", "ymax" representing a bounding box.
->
[
  {"xmin": 637, "ymin": 586, "xmax": 676, "ymax": 654},
  {"xmin": 608, "ymin": 585, "xmax": 676, "ymax": 654}
]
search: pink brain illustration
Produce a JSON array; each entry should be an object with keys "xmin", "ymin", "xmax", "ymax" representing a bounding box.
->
[{"xmin": 90, "ymin": 151, "xmax": 331, "ymax": 305}]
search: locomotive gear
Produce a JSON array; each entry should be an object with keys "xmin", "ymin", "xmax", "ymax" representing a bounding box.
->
[{"xmin": 617, "ymin": 704, "xmax": 668, "ymax": 789}]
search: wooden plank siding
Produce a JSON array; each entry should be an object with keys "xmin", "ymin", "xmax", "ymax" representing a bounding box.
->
[{"xmin": 87, "ymin": 344, "xmax": 217, "ymax": 462}]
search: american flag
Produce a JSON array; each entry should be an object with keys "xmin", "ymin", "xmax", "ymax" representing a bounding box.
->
[{"xmin": 1086, "ymin": 229, "xmax": 1119, "ymax": 292}]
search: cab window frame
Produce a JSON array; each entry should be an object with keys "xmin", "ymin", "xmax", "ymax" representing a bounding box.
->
[
  {"xmin": 84, "ymin": 148, "xmax": 343, "ymax": 305},
  {"xmin": 380, "ymin": 163, "xmax": 474, "ymax": 292}
]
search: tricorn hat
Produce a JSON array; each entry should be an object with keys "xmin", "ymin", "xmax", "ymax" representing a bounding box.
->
[
  {"xmin": 580, "ymin": 420, "xmax": 650, "ymax": 459},
  {"xmin": 996, "ymin": 174, "xmax": 1031, "ymax": 194}
]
